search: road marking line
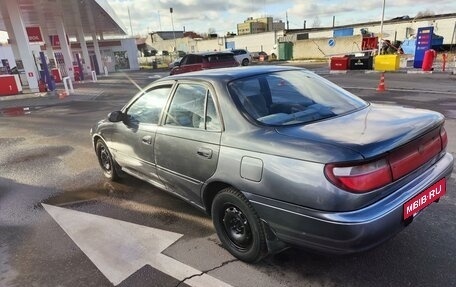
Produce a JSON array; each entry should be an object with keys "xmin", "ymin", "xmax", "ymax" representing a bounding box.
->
[{"xmin": 42, "ymin": 204, "xmax": 232, "ymax": 286}]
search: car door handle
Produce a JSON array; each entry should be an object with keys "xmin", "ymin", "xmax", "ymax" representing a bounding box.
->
[
  {"xmin": 197, "ymin": 147, "xmax": 213, "ymax": 159},
  {"xmin": 142, "ymin": 135, "xmax": 153, "ymax": 145}
]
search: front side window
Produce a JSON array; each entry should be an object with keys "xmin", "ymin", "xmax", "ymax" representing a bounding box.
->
[
  {"xmin": 180, "ymin": 55, "xmax": 190, "ymax": 65},
  {"xmin": 165, "ymin": 83, "xmax": 220, "ymax": 130},
  {"xmin": 183, "ymin": 55, "xmax": 202, "ymax": 65},
  {"xmin": 228, "ymin": 70, "xmax": 367, "ymax": 126},
  {"xmin": 126, "ymin": 85, "xmax": 171, "ymax": 124}
]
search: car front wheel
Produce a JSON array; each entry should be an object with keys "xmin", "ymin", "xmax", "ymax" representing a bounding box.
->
[
  {"xmin": 211, "ymin": 187, "xmax": 266, "ymax": 262},
  {"xmin": 96, "ymin": 140, "xmax": 121, "ymax": 181},
  {"xmin": 241, "ymin": 58, "xmax": 249, "ymax": 66}
]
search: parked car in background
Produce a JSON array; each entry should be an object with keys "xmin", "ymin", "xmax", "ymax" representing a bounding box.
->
[
  {"xmin": 231, "ymin": 49, "xmax": 252, "ymax": 66},
  {"xmin": 169, "ymin": 52, "xmax": 239, "ymax": 75},
  {"xmin": 168, "ymin": 57, "xmax": 182, "ymax": 69},
  {"xmin": 156, "ymin": 50, "xmax": 169, "ymax": 56},
  {"xmin": 251, "ymin": 51, "xmax": 269, "ymax": 61},
  {"xmin": 91, "ymin": 66, "xmax": 452, "ymax": 263},
  {"xmin": 176, "ymin": 50, "xmax": 186, "ymax": 57}
]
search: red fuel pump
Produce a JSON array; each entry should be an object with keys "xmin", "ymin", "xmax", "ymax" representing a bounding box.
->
[
  {"xmin": 74, "ymin": 71, "xmax": 80, "ymax": 82},
  {"xmin": 422, "ymin": 49, "xmax": 436, "ymax": 71},
  {"xmin": 38, "ymin": 80, "xmax": 47, "ymax": 92}
]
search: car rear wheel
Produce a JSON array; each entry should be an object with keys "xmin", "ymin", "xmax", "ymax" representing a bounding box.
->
[
  {"xmin": 211, "ymin": 187, "xmax": 266, "ymax": 262},
  {"xmin": 241, "ymin": 58, "xmax": 249, "ymax": 66},
  {"xmin": 96, "ymin": 140, "xmax": 121, "ymax": 181}
]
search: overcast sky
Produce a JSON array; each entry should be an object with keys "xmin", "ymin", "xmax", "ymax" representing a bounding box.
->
[
  {"xmin": 0, "ymin": 0, "xmax": 453, "ymax": 42},
  {"xmin": 107, "ymin": 0, "xmax": 455, "ymax": 36}
]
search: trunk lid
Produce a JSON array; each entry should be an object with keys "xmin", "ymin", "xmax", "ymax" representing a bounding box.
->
[{"xmin": 276, "ymin": 104, "xmax": 445, "ymax": 159}]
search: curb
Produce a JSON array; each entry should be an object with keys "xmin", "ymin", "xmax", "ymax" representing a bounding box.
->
[{"xmin": 0, "ymin": 92, "xmax": 49, "ymax": 102}]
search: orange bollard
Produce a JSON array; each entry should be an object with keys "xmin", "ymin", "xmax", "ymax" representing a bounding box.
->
[{"xmin": 377, "ymin": 72, "xmax": 386, "ymax": 92}]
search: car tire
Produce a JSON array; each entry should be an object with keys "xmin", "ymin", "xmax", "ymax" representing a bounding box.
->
[
  {"xmin": 211, "ymin": 187, "xmax": 266, "ymax": 262},
  {"xmin": 241, "ymin": 58, "xmax": 249, "ymax": 66},
  {"xmin": 96, "ymin": 140, "xmax": 121, "ymax": 181}
]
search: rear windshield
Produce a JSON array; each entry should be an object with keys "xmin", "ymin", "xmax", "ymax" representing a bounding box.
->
[
  {"xmin": 204, "ymin": 53, "xmax": 235, "ymax": 62},
  {"xmin": 228, "ymin": 70, "xmax": 367, "ymax": 126}
]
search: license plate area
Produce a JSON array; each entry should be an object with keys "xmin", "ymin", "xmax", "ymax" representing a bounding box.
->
[{"xmin": 403, "ymin": 178, "xmax": 446, "ymax": 220}]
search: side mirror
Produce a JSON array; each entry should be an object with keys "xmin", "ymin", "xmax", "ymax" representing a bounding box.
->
[{"xmin": 108, "ymin": 111, "xmax": 125, "ymax": 122}]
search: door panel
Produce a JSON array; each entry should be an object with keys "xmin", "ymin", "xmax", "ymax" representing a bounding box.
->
[
  {"xmin": 113, "ymin": 123, "xmax": 161, "ymax": 185},
  {"xmin": 155, "ymin": 128, "xmax": 220, "ymax": 204},
  {"xmin": 110, "ymin": 85, "xmax": 172, "ymax": 188},
  {"xmin": 155, "ymin": 83, "xmax": 222, "ymax": 205}
]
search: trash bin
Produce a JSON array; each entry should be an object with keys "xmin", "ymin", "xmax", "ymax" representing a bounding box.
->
[
  {"xmin": 349, "ymin": 54, "xmax": 373, "ymax": 70},
  {"xmin": 330, "ymin": 56, "xmax": 349, "ymax": 70},
  {"xmin": 374, "ymin": 55, "xmax": 400, "ymax": 71},
  {"xmin": 152, "ymin": 61, "xmax": 157, "ymax": 69}
]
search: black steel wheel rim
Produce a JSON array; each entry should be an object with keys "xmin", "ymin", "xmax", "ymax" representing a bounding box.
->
[
  {"xmin": 99, "ymin": 146, "xmax": 112, "ymax": 172},
  {"xmin": 222, "ymin": 205, "xmax": 252, "ymax": 250}
]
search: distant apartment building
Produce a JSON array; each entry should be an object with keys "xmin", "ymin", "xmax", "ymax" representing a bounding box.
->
[{"xmin": 237, "ymin": 17, "xmax": 285, "ymax": 35}]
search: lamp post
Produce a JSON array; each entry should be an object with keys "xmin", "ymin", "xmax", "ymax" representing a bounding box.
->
[
  {"xmin": 170, "ymin": 8, "xmax": 177, "ymax": 53},
  {"xmin": 378, "ymin": 0, "xmax": 386, "ymax": 54},
  {"xmin": 128, "ymin": 6, "xmax": 133, "ymax": 36}
]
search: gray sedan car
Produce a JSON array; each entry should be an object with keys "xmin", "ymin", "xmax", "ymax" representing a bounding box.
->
[{"xmin": 91, "ymin": 66, "xmax": 453, "ymax": 262}]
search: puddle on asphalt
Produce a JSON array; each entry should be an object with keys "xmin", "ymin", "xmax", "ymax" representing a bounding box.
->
[
  {"xmin": 42, "ymin": 180, "xmax": 138, "ymax": 207},
  {"xmin": 0, "ymin": 106, "xmax": 32, "ymax": 117},
  {"xmin": 41, "ymin": 178, "xmax": 215, "ymax": 236},
  {"xmin": 0, "ymin": 106, "xmax": 45, "ymax": 117}
]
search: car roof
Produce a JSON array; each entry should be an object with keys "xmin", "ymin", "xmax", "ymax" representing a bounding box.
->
[
  {"xmin": 163, "ymin": 65, "xmax": 305, "ymax": 82},
  {"xmin": 185, "ymin": 51, "xmax": 234, "ymax": 56}
]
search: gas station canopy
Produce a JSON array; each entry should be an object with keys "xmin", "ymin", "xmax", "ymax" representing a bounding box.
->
[
  {"xmin": 0, "ymin": 0, "xmax": 128, "ymax": 39},
  {"xmin": 0, "ymin": 0, "xmax": 132, "ymax": 95}
]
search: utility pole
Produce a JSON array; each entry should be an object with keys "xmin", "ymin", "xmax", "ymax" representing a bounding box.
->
[
  {"xmin": 378, "ymin": 0, "xmax": 386, "ymax": 54},
  {"xmin": 286, "ymin": 11, "xmax": 289, "ymax": 30},
  {"xmin": 170, "ymin": 8, "xmax": 177, "ymax": 52},
  {"xmin": 128, "ymin": 6, "xmax": 133, "ymax": 36},
  {"xmin": 158, "ymin": 10, "xmax": 162, "ymax": 31}
]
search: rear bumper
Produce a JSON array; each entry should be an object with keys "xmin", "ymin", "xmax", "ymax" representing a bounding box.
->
[{"xmin": 247, "ymin": 152, "xmax": 453, "ymax": 254}]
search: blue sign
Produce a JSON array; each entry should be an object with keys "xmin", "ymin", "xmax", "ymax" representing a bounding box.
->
[
  {"xmin": 413, "ymin": 27, "xmax": 433, "ymax": 68},
  {"xmin": 328, "ymin": 38, "xmax": 336, "ymax": 47}
]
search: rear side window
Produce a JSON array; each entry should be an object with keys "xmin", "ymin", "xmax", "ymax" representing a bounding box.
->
[
  {"xmin": 204, "ymin": 53, "xmax": 235, "ymax": 63},
  {"xmin": 165, "ymin": 83, "xmax": 221, "ymax": 130}
]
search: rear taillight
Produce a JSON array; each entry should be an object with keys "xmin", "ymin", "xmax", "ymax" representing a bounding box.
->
[
  {"xmin": 324, "ymin": 159, "xmax": 393, "ymax": 193},
  {"xmin": 440, "ymin": 126, "xmax": 448, "ymax": 149},
  {"xmin": 325, "ymin": 126, "xmax": 447, "ymax": 193}
]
